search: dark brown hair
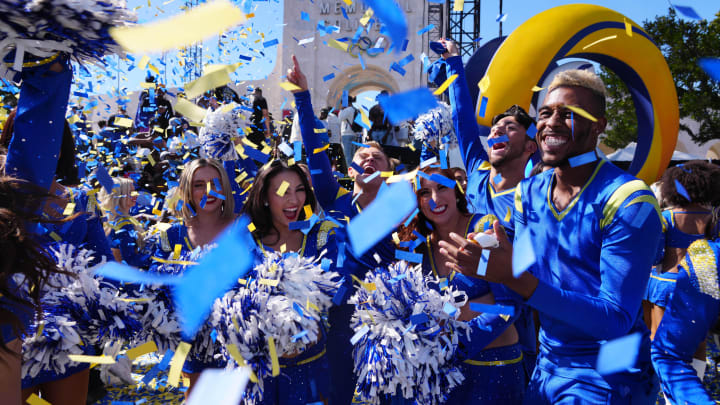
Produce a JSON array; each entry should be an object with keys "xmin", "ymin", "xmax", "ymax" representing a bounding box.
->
[
  {"xmin": 0, "ymin": 176, "xmax": 75, "ymax": 352},
  {"xmin": 241, "ymin": 160, "xmax": 318, "ymax": 245},
  {"xmin": 398, "ymin": 167, "xmax": 468, "ymax": 241},
  {"xmin": 660, "ymin": 161, "xmax": 720, "ymax": 208}
]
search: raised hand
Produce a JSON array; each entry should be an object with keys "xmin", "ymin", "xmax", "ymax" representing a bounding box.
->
[
  {"xmin": 286, "ymin": 55, "xmax": 308, "ymax": 93},
  {"xmin": 439, "ymin": 38, "xmax": 461, "ymax": 60}
]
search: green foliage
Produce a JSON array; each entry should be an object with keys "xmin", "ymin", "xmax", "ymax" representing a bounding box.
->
[{"xmin": 599, "ymin": 8, "xmax": 720, "ymax": 149}]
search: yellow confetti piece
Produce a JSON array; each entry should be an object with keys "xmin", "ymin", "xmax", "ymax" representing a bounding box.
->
[
  {"xmin": 35, "ymin": 321, "xmax": 44, "ymax": 338},
  {"xmin": 279, "ymin": 81, "xmax": 302, "ymax": 92},
  {"xmin": 342, "ymin": 0, "xmax": 352, "ymax": 5},
  {"xmin": 167, "ymin": 342, "xmax": 192, "ymax": 387},
  {"xmin": 147, "ymin": 153, "xmax": 156, "ymax": 167},
  {"xmin": 279, "ymin": 243, "xmax": 286, "ymax": 253},
  {"xmin": 26, "ymin": 393, "xmax": 51, "ymax": 405},
  {"xmin": 433, "ymin": 74, "xmax": 458, "ymax": 96},
  {"xmin": 174, "ymin": 98, "xmax": 208, "ymax": 123},
  {"xmin": 478, "ymin": 75, "xmax": 490, "ymax": 93},
  {"xmin": 236, "ymin": 171, "xmax": 248, "ymax": 184},
  {"xmin": 564, "ymin": 105, "xmax": 598, "ymax": 122},
  {"xmin": 504, "ymin": 207, "xmax": 512, "ymax": 222},
  {"xmin": 453, "ymin": 0, "xmax": 464, "ymax": 11},
  {"xmin": 62, "ymin": 202, "xmax": 75, "ymax": 216},
  {"xmin": 313, "ymin": 144, "xmax": 330, "ymax": 154},
  {"xmin": 582, "ymin": 35, "xmax": 617, "ymax": 50},
  {"xmin": 67, "ymin": 114, "xmax": 81, "ymax": 124},
  {"xmin": 110, "ymin": 0, "xmax": 247, "ymax": 53},
  {"xmin": 67, "ymin": 354, "xmax": 116, "ymax": 364},
  {"xmin": 268, "ymin": 337, "xmax": 280, "ymax": 376},
  {"xmin": 259, "ymin": 278, "xmax": 280, "ymax": 287},
  {"xmin": 456, "ymin": 180, "xmax": 465, "ymax": 194},
  {"xmin": 624, "ymin": 19, "xmax": 633, "ymax": 37},
  {"xmin": 531, "ymin": 85, "xmax": 544, "ymax": 92},
  {"xmin": 276, "ymin": 180, "xmax": 290, "ymax": 196},
  {"xmin": 359, "ymin": 8, "xmax": 373, "ymax": 26},
  {"xmin": 125, "ymin": 341, "xmax": 158, "ymax": 361},
  {"xmin": 227, "ymin": 344, "xmax": 258, "ymax": 382},
  {"xmin": 392, "ymin": 232, "xmax": 400, "ymax": 245},
  {"xmin": 185, "ymin": 66, "xmax": 235, "ymax": 99},
  {"xmin": 147, "ymin": 63, "xmax": 160, "ymax": 75},
  {"xmin": 303, "ymin": 205, "xmax": 313, "ymax": 219},
  {"xmin": 380, "ymin": 171, "xmax": 394, "ymax": 178},
  {"xmin": 151, "ymin": 256, "xmax": 198, "ymax": 266},
  {"xmin": 49, "ymin": 232, "xmax": 62, "ymax": 242},
  {"xmin": 247, "ymin": 222, "xmax": 256, "ymax": 232},
  {"xmin": 173, "ymin": 244, "xmax": 182, "ymax": 260},
  {"xmin": 113, "ymin": 116, "xmax": 134, "ymax": 128},
  {"xmin": 327, "ymin": 38, "xmax": 349, "ymax": 52}
]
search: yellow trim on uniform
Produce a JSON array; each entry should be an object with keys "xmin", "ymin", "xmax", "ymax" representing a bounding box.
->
[
  {"xmin": 5, "ymin": 52, "xmax": 60, "ymax": 68},
  {"xmin": 280, "ymin": 347, "xmax": 327, "ymax": 368},
  {"xmin": 488, "ymin": 180, "xmax": 516, "ymax": 198},
  {"xmin": 478, "ymin": 161, "xmax": 492, "ymax": 171},
  {"xmin": 464, "ymin": 352, "xmax": 523, "ymax": 367},
  {"xmin": 599, "ymin": 178, "xmax": 655, "ymax": 229},
  {"xmin": 255, "ymin": 233, "xmax": 307, "ymax": 257},
  {"xmin": 336, "ymin": 187, "xmax": 350, "ymax": 199},
  {"xmin": 514, "ymin": 187, "xmax": 523, "ymax": 215},
  {"xmin": 685, "ymin": 239, "xmax": 720, "ymax": 300},
  {"xmin": 548, "ymin": 160, "xmax": 605, "ymax": 221},
  {"xmin": 649, "ymin": 274, "xmax": 677, "ymax": 283}
]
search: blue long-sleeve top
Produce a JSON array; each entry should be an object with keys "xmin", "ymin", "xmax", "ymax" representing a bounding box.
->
[
  {"xmin": 108, "ymin": 217, "xmax": 152, "ymax": 268},
  {"xmin": 294, "ymin": 90, "xmax": 359, "ymax": 220},
  {"xmin": 5, "ymin": 55, "xmax": 72, "ymax": 190},
  {"xmin": 651, "ymin": 239, "xmax": 720, "ymax": 405},
  {"xmin": 514, "ymin": 160, "xmax": 662, "ymax": 384}
]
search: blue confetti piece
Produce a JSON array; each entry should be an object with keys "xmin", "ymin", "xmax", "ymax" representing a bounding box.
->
[
  {"xmin": 410, "ymin": 313, "xmax": 429, "ymax": 325},
  {"xmin": 333, "ymin": 285, "xmax": 348, "ymax": 305},
  {"xmin": 429, "ymin": 173, "xmax": 456, "ymax": 189},
  {"xmin": 439, "ymin": 149, "xmax": 448, "ymax": 169},
  {"xmin": 389, "ymin": 273, "xmax": 407, "ymax": 283},
  {"xmin": 141, "ymin": 349, "xmax": 174, "ymax": 384},
  {"xmin": 96, "ymin": 262, "xmax": 183, "ymax": 285},
  {"xmin": 404, "ymin": 208, "xmax": 419, "ymax": 227},
  {"xmin": 674, "ymin": 179, "xmax": 691, "ymax": 201},
  {"xmin": 568, "ymin": 151, "xmax": 597, "ymax": 168},
  {"xmin": 292, "ymin": 330, "xmax": 309, "ymax": 342},
  {"xmin": 293, "ymin": 141, "xmax": 302, "ymax": 162},
  {"xmin": 301, "ymin": 11, "xmax": 309, "ymax": 21},
  {"xmin": 243, "ymin": 146, "xmax": 270, "ymax": 163},
  {"xmin": 699, "ymin": 58, "xmax": 720, "ymax": 82},
  {"xmin": 94, "ymin": 163, "xmax": 115, "ymax": 193},
  {"xmin": 476, "ymin": 249, "xmax": 490, "ymax": 276},
  {"xmin": 175, "ymin": 199, "xmax": 184, "ymax": 212},
  {"xmin": 378, "ymin": 88, "xmax": 439, "ymax": 125},
  {"xmin": 493, "ymin": 174, "xmax": 502, "ymax": 185},
  {"xmin": 208, "ymin": 190, "xmax": 226, "ymax": 200},
  {"xmin": 496, "ymin": 13, "xmax": 507, "ymax": 22},
  {"xmin": 186, "ymin": 202, "xmax": 196, "ymax": 217},
  {"xmin": 469, "ymin": 303, "xmax": 515, "ymax": 317},
  {"xmin": 348, "ymin": 181, "xmax": 417, "ymax": 256},
  {"xmin": 478, "ymin": 96, "xmax": 488, "ymax": 118},
  {"xmin": 398, "ymin": 54, "xmax": 415, "ymax": 67},
  {"xmin": 173, "ymin": 217, "xmax": 255, "ymax": 338},
  {"xmin": 263, "ymin": 39, "xmax": 279, "ymax": 48},
  {"xmin": 390, "ymin": 62, "xmax": 406, "ymax": 76},
  {"xmin": 417, "ymin": 24, "xmax": 435, "ymax": 36},
  {"xmin": 362, "ymin": 0, "xmax": 407, "ymax": 52},
  {"xmin": 293, "ymin": 302, "xmax": 304, "ymax": 317},
  {"xmin": 596, "ymin": 332, "xmax": 641, "ymax": 375},
  {"xmin": 199, "ymin": 194, "xmax": 208, "ymax": 208},
  {"xmin": 673, "ymin": 4, "xmax": 702, "ymax": 20},
  {"xmin": 341, "ymin": 6, "xmax": 349, "ymax": 20},
  {"xmin": 571, "ymin": 111, "xmax": 575, "ymax": 139},
  {"xmin": 358, "ymin": 53, "xmax": 366, "ymax": 70},
  {"xmin": 352, "ymin": 141, "xmax": 371, "ymax": 148},
  {"xmin": 350, "ymin": 324, "xmax": 370, "ymax": 345},
  {"xmin": 210, "ymin": 329, "xmax": 217, "ymax": 342},
  {"xmin": 527, "ymin": 123, "xmax": 537, "ymax": 138},
  {"xmin": 487, "ymin": 134, "xmax": 509, "ymax": 147},
  {"xmin": 323, "ymin": 73, "xmax": 336, "ymax": 81},
  {"xmin": 395, "ymin": 249, "xmax": 423, "ymax": 263},
  {"xmin": 512, "ymin": 229, "xmax": 536, "ymax": 278},
  {"xmin": 213, "ymin": 178, "xmax": 222, "ymax": 191},
  {"xmin": 342, "ymin": 90, "xmax": 349, "ymax": 107},
  {"xmin": 442, "ymin": 302, "xmax": 457, "ymax": 317},
  {"xmin": 321, "ymin": 258, "xmax": 332, "ymax": 271},
  {"xmin": 630, "ymin": 203, "xmax": 655, "ymax": 229}
]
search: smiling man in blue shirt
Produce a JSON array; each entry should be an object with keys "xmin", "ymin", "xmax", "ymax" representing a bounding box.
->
[{"xmin": 440, "ymin": 68, "xmax": 663, "ymax": 404}]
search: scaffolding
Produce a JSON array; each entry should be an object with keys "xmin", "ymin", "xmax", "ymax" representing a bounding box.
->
[
  {"xmin": 446, "ymin": 0, "xmax": 481, "ymax": 60},
  {"xmin": 426, "ymin": 3, "xmax": 445, "ymax": 66},
  {"xmin": 183, "ymin": 0, "xmax": 203, "ymax": 82}
]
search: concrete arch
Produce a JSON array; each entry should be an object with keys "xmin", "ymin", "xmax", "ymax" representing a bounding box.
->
[
  {"xmin": 326, "ymin": 65, "xmax": 400, "ymax": 109},
  {"xmin": 707, "ymin": 140, "xmax": 720, "ymax": 160}
]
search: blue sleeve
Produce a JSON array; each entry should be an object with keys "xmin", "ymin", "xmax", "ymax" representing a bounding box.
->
[
  {"xmin": 294, "ymin": 91, "xmax": 345, "ymax": 211},
  {"xmin": 85, "ymin": 214, "xmax": 114, "ymax": 263},
  {"xmin": 445, "ymin": 56, "xmax": 489, "ymax": 173},
  {"xmin": 526, "ymin": 194, "xmax": 662, "ymax": 339},
  {"xmin": 223, "ymin": 160, "xmax": 248, "ymax": 213},
  {"xmin": 112, "ymin": 224, "xmax": 151, "ymax": 268},
  {"xmin": 456, "ymin": 283, "xmax": 522, "ymax": 360},
  {"xmin": 5, "ymin": 57, "xmax": 73, "ymax": 190},
  {"xmin": 652, "ymin": 253, "xmax": 719, "ymax": 405}
]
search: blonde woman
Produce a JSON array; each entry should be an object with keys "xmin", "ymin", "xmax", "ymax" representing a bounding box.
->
[{"xmin": 99, "ymin": 177, "xmax": 149, "ymax": 267}]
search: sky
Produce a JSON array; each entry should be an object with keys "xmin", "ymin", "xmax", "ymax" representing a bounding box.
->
[{"xmin": 69, "ymin": 0, "xmax": 719, "ymax": 109}]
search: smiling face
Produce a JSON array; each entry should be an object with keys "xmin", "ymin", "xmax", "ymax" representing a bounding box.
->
[
  {"xmin": 119, "ymin": 184, "xmax": 137, "ymax": 213},
  {"xmin": 488, "ymin": 116, "xmax": 531, "ymax": 167},
  {"xmin": 536, "ymin": 86, "xmax": 606, "ymax": 167},
  {"xmin": 349, "ymin": 146, "xmax": 391, "ymax": 186},
  {"xmin": 191, "ymin": 166, "xmax": 223, "ymax": 215},
  {"xmin": 266, "ymin": 170, "xmax": 307, "ymax": 230},
  {"xmin": 417, "ymin": 173, "xmax": 460, "ymax": 228}
]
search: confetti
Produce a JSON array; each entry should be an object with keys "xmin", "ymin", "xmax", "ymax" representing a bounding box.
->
[
  {"xmin": 596, "ymin": 332, "xmax": 641, "ymax": 375},
  {"xmin": 563, "ymin": 105, "xmax": 598, "ymax": 122},
  {"xmin": 568, "ymin": 151, "xmax": 597, "ymax": 168},
  {"xmin": 377, "ymin": 88, "xmax": 439, "ymax": 125},
  {"xmin": 433, "ymin": 74, "xmax": 458, "ymax": 95}
]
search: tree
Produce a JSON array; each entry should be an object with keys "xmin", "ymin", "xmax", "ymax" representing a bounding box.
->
[{"xmin": 599, "ymin": 8, "xmax": 720, "ymax": 149}]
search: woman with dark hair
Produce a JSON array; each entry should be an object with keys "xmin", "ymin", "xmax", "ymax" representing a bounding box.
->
[
  {"xmin": 241, "ymin": 158, "xmax": 340, "ymax": 404},
  {"xmin": 644, "ymin": 161, "xmax": 720, "ymax": 384},
  {"xmin": 396, "ymin": 166, "xmax": 525, "ymax": 404},
  {"xmin": 0, "ymin": 176, "xmax": 75, "ymax": 403}
]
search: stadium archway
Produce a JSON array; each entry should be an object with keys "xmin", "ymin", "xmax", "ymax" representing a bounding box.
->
[{"xmin": 326, "ymin": 65, "xmax": 399, "ymax": 109}]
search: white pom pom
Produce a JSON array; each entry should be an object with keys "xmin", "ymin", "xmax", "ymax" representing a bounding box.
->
[
  {"xmin": 413, "ymin": 102, "xmax": 456, "ymax": 145},
  {"xmin": 199, "ymin": 103, "xmax": 248, "ymax": 161}
]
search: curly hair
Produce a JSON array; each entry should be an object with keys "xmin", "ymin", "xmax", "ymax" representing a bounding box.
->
[
  {"xmin": 660, "ymin": 161, "xmax": 720, "ymax": 208},
  {"xmin": 0, "ymin": 176, "xmax": 75, "ymax": 352}
]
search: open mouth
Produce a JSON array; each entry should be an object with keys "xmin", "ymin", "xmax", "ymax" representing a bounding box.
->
[
  {"xmin": 543, "ymin": 135, "xmax": 569, "ymax": 148},
  {"xmin": 363, "ymin": 165, "xmax": 377, "ymax": 174},
  {"xmin": 283, "ymin": 207, "xmax": 298, "ymax": 220},
  {"xmin": 430, "ymin": 204, "xmax": 447, "ymax": 215},
  {"xmin": 206, "ymin": 196, "xmax": 218, "ymax": 205},
  {"xmin": 492, "ymin": 142, "xmax": 508, "ymax": 151}
]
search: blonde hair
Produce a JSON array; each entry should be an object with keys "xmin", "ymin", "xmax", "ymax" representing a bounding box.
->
[
  {"xmin": 353, "ymin": 141, "xmax": 397, "ymax": 172},
  {"xmin": 99, "ymin": 177, "xmax": 135, "ymax": 221},
  {"xmin": 548, "ymin": 69, "xmax": 607, "ymax": 116},
  {"xmin": 177, "ymin": 158, "xmax": 235, "ymax": 222}
]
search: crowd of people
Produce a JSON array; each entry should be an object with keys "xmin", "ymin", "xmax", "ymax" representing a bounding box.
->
[{"xmin": 1, "ymin": 37, "xmax": 720, "ymax": 405}]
